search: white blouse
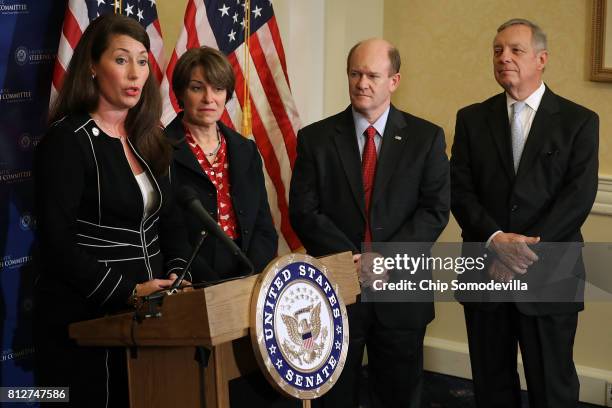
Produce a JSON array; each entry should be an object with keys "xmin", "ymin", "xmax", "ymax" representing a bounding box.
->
[{"xmin": 134, "ymin": 172, "xmax": 158, "ymax": 218}]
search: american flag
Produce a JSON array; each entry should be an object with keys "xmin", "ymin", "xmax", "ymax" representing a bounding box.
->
[
  {"xmin": 50, "ymin": 0, "xmax": 166, "ymax": 105},
  {"xmin": 161, "ymin": 0, "xmax": 302, "ymax": 254}
]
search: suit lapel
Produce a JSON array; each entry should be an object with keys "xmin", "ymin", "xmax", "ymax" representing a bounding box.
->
[
  {"xmin": 516, "ymin": 86, "xmax": 560, "ymax": 177},
  {"xmin": 333, "ymin": 107, "xmax": 366, "ymax": 220},
  {"xmin": 223, "ymin": 124, "xmax": 249, "ymax": 198},
  {"xmin": 371, "ymin": 106, "xmax": 409, "ymax": 207},
  {"xmin": 167, "ymin": 115, "xmax": 214, "ymax": 185},
  {"xmin": 486, "ymin": 94, "xmax": 515, "ymax": 182}
]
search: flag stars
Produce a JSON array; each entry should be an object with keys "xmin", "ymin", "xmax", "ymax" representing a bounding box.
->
[
  {"xmin": 240, "ymin": 18, "xmax": 246, "ymax": 30},
  {"xmin": 228, "ymin": 29, "xmax": 237, "ymax": 42},
  {"xmin": 218, "ymin": 3, "xmax": 230, "ymax": 17},
  {"xmin": 97, "ymin": 0, "xmax": 106, "ymax": 6},
  {"xmin": 232, "ymin": 12, "xmax": 238, "ymax": 23},
  {"xmin": 148, "ymin": 0, "xmax": 156, "ymax": 6},
  {"xmin": 136, "ymin": 8, "xmax": 144, "ymax": 21},
  {"xmin": 252, "ymin": 5, "xmax": 262, "ymax": 18},
  {"xmin": 125, "ymin": 3, "xmax": 134, "ymax": 17}
]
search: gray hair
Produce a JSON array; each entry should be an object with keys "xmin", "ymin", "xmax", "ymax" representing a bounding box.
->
[{"xmin": 497, "ymin": 18, "xmax": 547, "ymax": 52}]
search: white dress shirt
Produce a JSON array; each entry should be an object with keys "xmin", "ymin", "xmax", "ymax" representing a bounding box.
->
[{"xmin": 487, "ymin": 82, "xmax": 546, "ymax": 247}]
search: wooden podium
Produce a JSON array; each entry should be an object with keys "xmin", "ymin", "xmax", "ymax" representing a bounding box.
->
[{"xmin": 69, "ymin": 252, "xmax": 359, "ymax": 408}]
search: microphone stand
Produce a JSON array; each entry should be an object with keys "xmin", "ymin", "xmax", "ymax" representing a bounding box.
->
[
  {"xmin": 140, "ymin": 229, "xmax": 208, "ymax": 310},
  {"xmin": 169, "ymin": 229, "xmax": 208, "ymax": 290}
]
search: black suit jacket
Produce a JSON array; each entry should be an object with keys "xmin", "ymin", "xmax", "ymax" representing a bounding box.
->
[
  {"xmin": 166, "ymin": 115, "xmax": 278, "ymax": 281},
  {"xmin": 290, "ymin": 105, "xmax": 450, "ymax": 328},
  {"xmin": 451, "ymin": 86, "xmax": 599, "ymax": 315}
]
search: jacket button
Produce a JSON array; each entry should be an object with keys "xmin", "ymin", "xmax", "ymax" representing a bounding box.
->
[
  {"xmin": 511, "ymin": 204, "xmax": 518, "ymax": 212},
  {"xmin": 244, "ymin": 229, "xmax": 249, "ymax": 235}
]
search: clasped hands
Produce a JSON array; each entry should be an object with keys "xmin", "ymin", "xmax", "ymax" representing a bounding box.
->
[
  {"xmin": 353, "ymin": 253, "xmax": 389, "ymax": 289},
  {"xmin": 488, "ymin": 232, "xmax": 540, "ymax": 283}
]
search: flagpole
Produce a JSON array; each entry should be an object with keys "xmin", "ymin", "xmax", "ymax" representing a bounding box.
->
[{"xmin": 241, "ymin": 0, "xmax": 252, "ymax": 137}]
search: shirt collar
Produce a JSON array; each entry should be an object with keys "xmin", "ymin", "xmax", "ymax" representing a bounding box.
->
[
  {"xmin": 352, "ymin": 105, "xmax": 391, "ymax": 138},
  {"xmin": 506, "ymin": 82, "xmax": 546, "ymax": 112}
]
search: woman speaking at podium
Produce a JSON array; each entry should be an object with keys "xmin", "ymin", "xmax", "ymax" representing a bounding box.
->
[
  {"xmin": 34, "ymin": 14, "xmax": 190, "ymax": 407},
  {"xmin": 165, "ymin": 47, "xmax": 278, "ymax": 282}
]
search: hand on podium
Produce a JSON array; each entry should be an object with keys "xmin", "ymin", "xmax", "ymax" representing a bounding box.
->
[{"xmin": 135, "ymin": 273, "xmax": 191, "ymax": 297}]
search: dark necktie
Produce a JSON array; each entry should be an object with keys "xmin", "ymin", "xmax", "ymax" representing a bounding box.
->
[{"xmin": 362, "ymin": 126, "xmax": 377, "ymax": 243}]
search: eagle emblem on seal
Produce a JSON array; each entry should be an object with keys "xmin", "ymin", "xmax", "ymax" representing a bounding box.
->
[{"xmin": 281, "ymin": 302, "xmax": 329, "ymax": 365}]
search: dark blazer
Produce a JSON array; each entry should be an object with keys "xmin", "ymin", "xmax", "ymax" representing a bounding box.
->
[
  {"xmin": 290, "ymin": 105, "xmax": 450, "ymax": 328},
  {"xmin": 35, "ymin": 114, "xmax": 190, "ymax": 322},
  {"xmin": 450, "ymin": 86, "xmax": 599, "ymax": 315},
  {"xmin": 166, "ymin": 115, "xmax": 278, "ymax": 281}
]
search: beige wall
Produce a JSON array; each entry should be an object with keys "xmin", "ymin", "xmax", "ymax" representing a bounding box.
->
[{"xmin": 384, "ymin": 0, "xmax": 612, "ymax": 373}]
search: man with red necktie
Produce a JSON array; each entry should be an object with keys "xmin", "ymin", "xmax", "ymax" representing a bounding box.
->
[{"xmin": 290, "ymin": 38, "xmax": 450, "ymax": 408}]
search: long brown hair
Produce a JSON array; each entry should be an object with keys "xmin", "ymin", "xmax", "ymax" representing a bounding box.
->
[{"xmin": 49, "ymin": 14, "xmax": 170, "ymax": 176}]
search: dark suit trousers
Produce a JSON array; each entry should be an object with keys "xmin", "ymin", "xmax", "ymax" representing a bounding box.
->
[
  {"xmin": 314, "ymin": 301, "xmax": 426, "ymax": 408},
  {"xmin": 464, "ymin": 304, "xmax": 579, "ymax": 408}
]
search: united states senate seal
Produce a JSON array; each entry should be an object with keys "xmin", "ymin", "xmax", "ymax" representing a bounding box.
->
[{"xmin": 250, "ymin": 253, "xmax": 349, "ymax": 400}]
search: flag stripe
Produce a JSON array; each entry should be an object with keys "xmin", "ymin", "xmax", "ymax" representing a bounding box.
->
[
  {"xmin": 71, "ymin": 2, "xmax": 90, "ymax": 34},
  {"xmin": 258, "ymin": 24, "xmax": 302, "ymax": 136},
  {"xmin": 160, "ymin": 53, "xmax": 180, "ymax": 125},
  {"xmin": 184, "ymin": 0, "xmax": 200, "ymax": 49},
  {"xmin": 148, "ymin": 50, "xmax": 163, "ymax": 84},
  {"xmin": 147, "ymin": 24, "xmax": 165, "ymax": 83},
  {"xmin": 194, "ymin": 0, "xmax": 217, "ymax": 47},
  {"xmin": 51, "ymin": 62, "xmax": 65, "ymax": 98},
  {"xmin": 62, "ymin": 8, "xmax": 82, "ymax": 50},
  {"xmin": 56, "ymin": 33, "xmax": 73, "ymax": 72},
  {"xmin": 266, "ymin": 16, "xmax": 289, "ymax": 87},
  {"xmin": 220, "ymin": 110, "xmax": 235, "ymax": 130},
  {"xmin": 248, "ymin": 32, "xmax": 297, "ymax": 166}
]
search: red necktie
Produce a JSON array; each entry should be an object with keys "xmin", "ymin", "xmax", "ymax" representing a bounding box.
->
[{"xmin": 362, "ymin": 126, "xmax": 377, "ymax": 243}]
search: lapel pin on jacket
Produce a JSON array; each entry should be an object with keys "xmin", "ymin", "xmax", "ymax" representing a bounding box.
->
[
  {"xmin": 394, "ymin": 135, "xmax": 402, "ymax": 140},
  {"xmin": 91, "ymin": 127, "xmax": 100, "ymax": 137}
]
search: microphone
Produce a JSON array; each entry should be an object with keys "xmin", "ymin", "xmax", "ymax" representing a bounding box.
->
[{"xmin": 176, "ymin": 185, "xmax": 255, "ymax": 277}]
